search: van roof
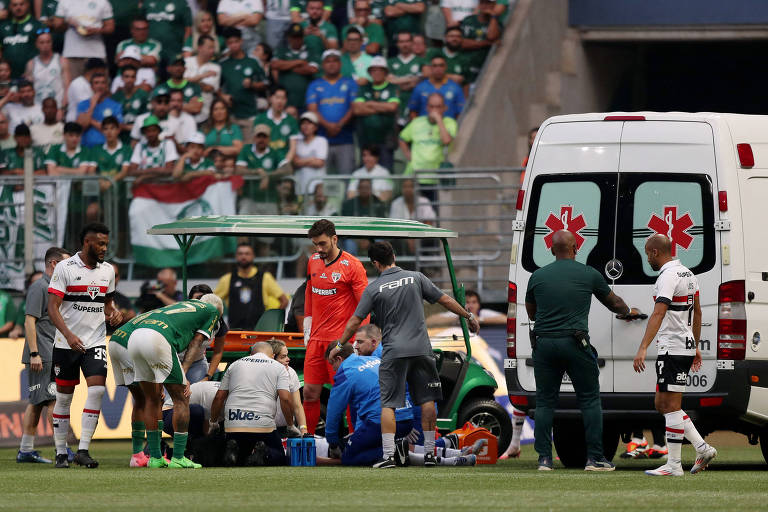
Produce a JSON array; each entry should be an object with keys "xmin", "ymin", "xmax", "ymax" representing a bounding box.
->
[{"xmin": 544, "ymin": 112, "xmax": 768, "ymax": 143}]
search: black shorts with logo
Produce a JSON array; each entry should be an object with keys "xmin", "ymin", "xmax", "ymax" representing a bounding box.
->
[
  {"xmin": 53, "ymin": 346, "xmax": 108, "ymax": 386},
  {"xmin": 655, "ymin": 353, "xmax": 694, "ymax": 393},
  {"xmin": 379, "ymin": 355, "xmax": 442, "ymax": 408}
]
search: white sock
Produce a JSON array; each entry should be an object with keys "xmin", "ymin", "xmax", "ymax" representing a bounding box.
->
[
  {"xmin": 440, "ymin": 456, "xmax": 472, "ymax": 466},
  {"xmin": 79, "ymin": 386, "xmax": 105, "ymax": 451},
  {"xmin": 20, "ymin": 433, "xmax": 34, "ymax": 452},
  {"xmin": 53, "ymin": 392, "xmax": 73, "ymax": 456},
  {"xmin": 510, "ymin": 407, "xmax": 525, "ymax": 449},
  {"xmin": 382, "ymin": 433, "xmax": 395, "ymax": 458},
  {"xmin": 413, "ymin": 445, "xmax": 462, "ymax": 457},
  {"xmin": 682, "ymin": 413, "xmax": 707, "ymax": 452},
  {"xmin": 424, "ymin": 430, "xmax": 435, "ymax": 455},
  {"xmin": 664, "ymin": 410, "xmax": 685, "ymax": 467}
]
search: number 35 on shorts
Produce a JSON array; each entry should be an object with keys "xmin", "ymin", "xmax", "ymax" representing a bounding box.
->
[{"xmin": 93, "ymin": 347, "xmax": 107, "ymax": 361}]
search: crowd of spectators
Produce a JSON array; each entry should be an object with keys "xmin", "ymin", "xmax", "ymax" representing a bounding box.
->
[{"xmin": 0, "ymin": 0, "xmax": 510, "ymax": 252}]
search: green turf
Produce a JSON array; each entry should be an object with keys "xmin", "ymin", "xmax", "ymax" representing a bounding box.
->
[{"xmin": 2, "ymin": 441, "xmax": 767, "ymax": 511}]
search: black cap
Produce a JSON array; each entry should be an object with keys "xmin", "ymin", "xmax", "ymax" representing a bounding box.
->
[
  {"xmin": 170, "ymin": 53, "xmax": 185, "ymax": 65},
  {"xmin": 13, "ymin": 124, "xmax": 30, "ymax": 136},
  {"xmin": 286, "ymin": 23, "xmax": 304, "ymax": 37}
]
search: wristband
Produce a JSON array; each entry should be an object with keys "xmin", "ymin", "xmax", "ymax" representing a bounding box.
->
[
  {"xmin": 299, "ymin": 425, "xmax": 307, "ymax": 429},
  {"xmin": 336, "ymin": 341, "xmax": 343, "ymax": 350},
  {"xmin": 29, "ymin": 351, "xmax": 39, "ymax": 357}
]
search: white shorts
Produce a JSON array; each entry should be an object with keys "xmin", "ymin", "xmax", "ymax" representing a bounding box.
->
[
  {"xmin": 127, "ymin": 328, "xmax": 187, "ymax": 385},
  {"xmin": 108, "ymin": 341, "xmax": 134, "ymax": 387}
]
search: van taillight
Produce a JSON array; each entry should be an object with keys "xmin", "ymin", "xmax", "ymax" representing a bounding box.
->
[
  {"xmin": 717, "ymin": 280, "xmax": 746, "ymax": 360},
  {"xmin": 507, "ymin": 282, "xmax": 517, "ymax": 358},
  {"xmin": 737, "ymin": 143, "xmax": 754, "ymax": 168},
  {"xmin": 516, "ymin": 189, "xmax": 525, "ymax": 210},
  {"xmin": 718, "ymin": 191, "xmax": 728, "ymax": 212}
]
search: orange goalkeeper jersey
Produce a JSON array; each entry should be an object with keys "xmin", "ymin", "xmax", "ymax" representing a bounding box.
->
[{"xmin": 304, "ymin": 250, "xmax": 368, "ymax": 341}]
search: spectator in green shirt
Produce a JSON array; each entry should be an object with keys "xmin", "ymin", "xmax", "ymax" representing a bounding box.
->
[
  {"xmin": 459, "ymin": 0, "xmax": 500, "ymax": 83},
  {"xmin": 1, "ymin": 124, "xmax": 47, "ymax": 173},
  {"xmin": 143, "ymin": 0, "xmax": 192, "ymax": 64},
  {"xmin": 0, "ymin": 288, "xmax": 17, "ymax": 336},
  {"xmin": 340, "ymin": 27, "xmax": 372, "ymax": 86},
  {"xmin": 236, "ymin": 123, "xmax": 291, "ymax": 214},
  {"xmin": 427, "ymin": 26, "xmax": 471, "ymax": 91},
  {"xmin": 0, "ymin": 0, "xmax": 43, "ymax": 78},
  {"xmin": 111, "ymin": 65, "xmax": 149, "ymax": 143},
  {"xmin": 352, "ymin": 56, "xmax": 399, "ymax": 170},
  {"xmin": 301, "ymin": 0, "xmax": 339, "ymax": 55},
  {"xmin": 342, "ymin": 0, "xmax": 386, "ymax": 56},
  {"xmin": 203, "ymin": 98, "xmax": 244, "ymax": 159},
  {"xmin": 398, "ymin": 92, "xmax": 456, "ymax": 197},
  {"xmin": 383, "ymin": 0, "xmax": 425, "ymax": 44},
  {"xmin": 172, "ymin": 131, "xmax": 215, "ymax": 181}
]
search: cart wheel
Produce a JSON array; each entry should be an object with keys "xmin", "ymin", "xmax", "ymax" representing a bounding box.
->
[{"xmin": 458, "ymin": 398, "xmax": 513, "ymax": 456}]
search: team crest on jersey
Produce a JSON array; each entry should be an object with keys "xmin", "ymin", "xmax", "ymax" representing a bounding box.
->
[
  {"xmin": 312, "ymin": 254, "xmax": 321, "ymax": 259},
  {"xmin": 54, "ymin": 365, "xmax": 60, "ymax": 376},
  {"xmin": 281, "ymin": 125, "xmax": 290, "ymax": 135},
  {"xmin": 132, "ymin": 99, "xmax": 141, "ymax": 109},
  {"xmin": 166, "ymin": 3, "xmax": 175, "ymax": 11},
  {"xmin": 185, "ymin": 87, "xmax": 194, "ymax": 96},
  {"xmin": 340, "ymin": 259, "xmax": 349, "ymax": 266},
  {"xmin": 88, "ymin": 285, "xmax": 100, "ymax": 299},
  {"xmin": 331, "ymin": 272, "xmax": 342, "ymax": 283}
]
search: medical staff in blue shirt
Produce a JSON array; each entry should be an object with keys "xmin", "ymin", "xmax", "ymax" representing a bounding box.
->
[{"xmin": 325, "ymin": 343, "xmax": 412, "ymax": 466}]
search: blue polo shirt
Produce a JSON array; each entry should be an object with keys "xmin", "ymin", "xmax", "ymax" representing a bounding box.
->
[
  {"xmin": 76, "ymin": 98, "xmax": 124, "ymax": 148},
  {"xmin": 407, "ymin": 79, "xmax": 465, "ymax": 120},
  {"xmin": 305, "ymin": 76, "xmax": 358, "ymax": 146}
]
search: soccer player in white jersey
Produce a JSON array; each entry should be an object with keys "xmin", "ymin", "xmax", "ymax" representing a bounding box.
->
[
  {"xmin": 633, "ymin": 234, "xmax": 717, "ymax": 476},
  {"xmin": 47, "ymin": 223, "xmax": 122, "ymax": 468}
]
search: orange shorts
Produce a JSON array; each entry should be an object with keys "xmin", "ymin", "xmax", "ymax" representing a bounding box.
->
[{"xmin": 304, "ymin": 339, "xmax": 336, "ymax": 386}]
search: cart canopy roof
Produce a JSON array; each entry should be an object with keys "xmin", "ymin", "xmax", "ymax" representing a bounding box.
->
[{"xmin": 148, "ymin": 215, "xmax": 457, "ymax": 239}]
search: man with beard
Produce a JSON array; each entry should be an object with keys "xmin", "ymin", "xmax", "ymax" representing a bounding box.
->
[
  {"xmin": 47, "ymin": 223, "xmax": 122, "ymax": 468},
  {"xmin": 426, "ymin": 26, "xmax": 470, "ymax": 91},
  {"xmin": 214, "ymin": 242, "xmax": 289, "ymax": 330}
]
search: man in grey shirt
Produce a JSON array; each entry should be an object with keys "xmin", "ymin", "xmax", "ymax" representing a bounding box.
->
[
  {"xmin": 18, "ymin": 247, "xmax": 70, "ymax": 464},
  {"xmin": 335, "ymin": 241, "xmax": 480, "ymax": 468}
]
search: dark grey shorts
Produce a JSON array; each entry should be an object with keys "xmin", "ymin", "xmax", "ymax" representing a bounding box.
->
[
  {"xmin": 379, "ymin": 355, "xmax": 442, "ymax": 408},
  {"xmin": 26, "ymin": 362, "xmax": 56, "ymax": 405}
]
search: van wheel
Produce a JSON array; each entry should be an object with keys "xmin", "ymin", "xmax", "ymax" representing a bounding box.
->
[
  {"xmin": 553, "ymin": 420, "xmax": 620, "ymax": 468},
  {"xmin": 458, "ymin": 398, "xmax": 513, "ymax": 456}
]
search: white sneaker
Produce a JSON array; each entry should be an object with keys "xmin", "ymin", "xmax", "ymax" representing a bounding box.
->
[
  {"xmin": 645, "ymin": 463, "xmax": 683, "ymax": 476},
  {"xmin": 690, "ymin": 446, "xmax": 717, "ymax": 474}
]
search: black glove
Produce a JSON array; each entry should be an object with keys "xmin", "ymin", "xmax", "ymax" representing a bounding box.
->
[
  {"xmin": 302, "ymin": 432, "xmax": 314, "ymax": 438},
  {"xmin": 328, "ymin": 443, "xmax": 343, "ymax": 460}
]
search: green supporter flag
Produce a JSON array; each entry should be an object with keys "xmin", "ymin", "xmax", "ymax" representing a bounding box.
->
[{"xmin": 132, "ymin": 300, "xmax": 219, "ymax": 353}]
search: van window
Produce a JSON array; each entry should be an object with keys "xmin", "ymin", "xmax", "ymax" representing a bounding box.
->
[
  {"xmin": 522, "ymin": 174, "xmax": 617, "ymax": 273},
  {"xmin": 615, "ymin": 174, "xmax": 715, "ymax": 284}
]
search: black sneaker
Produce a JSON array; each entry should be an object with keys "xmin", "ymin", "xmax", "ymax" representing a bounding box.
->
[
  {"xmin": 246, "ymin": 441, "xmax": 267, "ymax": 466},
  {"xmin": 423, "ymin": 451, "xmax": 437, "ymax": 467},
  {"xmin": 584, "ymin": 456, "xmax": 615, "ymax": 472},
  {"xmin": 538, "ymin": 456, "xmax": 553, "ymax": 471},
  {"xmin": 72, "ymin": 450, "xmax": 98, "ymax": 468},
  {"xmin": 372, "ymin": 456, "xmax": 396, "ymax": 468},
  {"xmin": 394, "ymin": 439, "xmax": 410, "ymax": 467},
  {"xmin": 55, "ymin": 453, "xmax": 69, "ymax": 468},
  {"xmin": 223, "ymin": 439, "xmax": 239, "ymax": 467}
]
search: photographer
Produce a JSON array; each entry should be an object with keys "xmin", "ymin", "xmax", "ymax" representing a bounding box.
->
[{"xmin": 135, "ymin": 268, "xmax": 183, "ymax": 313}]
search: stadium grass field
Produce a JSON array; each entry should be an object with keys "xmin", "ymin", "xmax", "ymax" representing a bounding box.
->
[{"xmin": 1, "ymin": 434, "xmax": 766, "ymax": 511}]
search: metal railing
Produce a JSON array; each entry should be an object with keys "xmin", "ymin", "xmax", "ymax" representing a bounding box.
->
[{"xmin": 2, "ymin": 169, "xmax": 522, "ymax": 301}]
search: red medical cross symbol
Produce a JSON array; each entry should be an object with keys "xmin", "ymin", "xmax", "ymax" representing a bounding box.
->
[
  {"xmin": 647, "ymin": 206, "xmax": 694, "ymax": 256},
  {"xmin": 544, "ymin": 206, "xmax": 586, "ymax": 249}
]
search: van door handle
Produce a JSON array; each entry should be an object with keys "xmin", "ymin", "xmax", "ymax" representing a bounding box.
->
[
  {"xmin": 702, "ymin": 322, "xmax": 712, "ymax": 327},
  {"xmin": 521, "ymin": 321, "xmax": 532, "ymax": 326}
]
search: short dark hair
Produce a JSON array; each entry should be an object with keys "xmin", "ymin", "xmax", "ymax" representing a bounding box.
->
[
  {"xmin": 16, "ymin": 79, "xmax": 33, "ymax": 90},
  {"xmin": 445, "ymin": 25, "xmax": 462, "ymax": 35},
  {"xmin": 79, "ymin": 222, "xmax": 109, "ymax": 245},
  {"xmin": 64, "ymin": 122, "xmax": 82, "ymax": 135},
  {"xmin": 258, "ymin": 42, "xmax": 273, "ymax": 61},
  {"xmin": 236, "ymin": 242, "xmax": 254, "ymax": 252},
  {"xmin": 222, "ymin": 27, "xmax": 242, "ymax": 40},
  {"xmin": 368, "ymin": 241, "xmax": 395, "ymax": 266},
  {"xmin": 430, "ymin": 55, "xmax": 446, "ymax": 65},
  {"xmin": 85, "ymin": 58, "xmax": 106, "ymax": 71},
  {"xmin": 14, "ymin": 124, "xmax": 30, "ymax": 137},
  {"xmin": 44, "ymin": 246, "xmax": 68, "ymax": 265},
  {"xmin": 361, "ymin": 144, "xmax": 380, "ymax": 158},
  {"xmin": 197, "ymin": 34, "xmax": 215, "ymax": 47},
  {"xmin": 90, "ymin": 72, "xmax": 107, "ymax": 83},
  {"xmin": 101, "ymin": 115, "xmax": 119, "ymax": 129},
  {"xmin": 270, "ymin": 85, "xmax": 287, "ymax": 97},
  {"xmin": 121, "ymin": 65, "xmax": 138, "ymax": 75},
  {"xmin": 308, "ymin": 219, "xmax": 336, "ymax": 238},
  {"xmin": 188, "ymin": 283, "xmax": 213, "ymax": 299},
  {"xmin": 464, "ymin": 289, "xmax": 480, "ymax": 305},
  {"xmin": 325, "ymin": 341, "xmax": 354, "ymax": 361},
  {"xmin": 345, "ymin": 27, "xmax": 362, "ymax": 38},
  {"xmin": 132, "ymin": 16, "xmax": 149, "ymax": 25},
  {"xmin": 396, "ymin": 31, "xmax": 412, "ymax": 41}
]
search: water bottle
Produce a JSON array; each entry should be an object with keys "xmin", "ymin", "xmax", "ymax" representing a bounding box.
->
[
  {"xmin": 287, "ymin": 438, "xmax": 303, "ymax": 466},
  {"xmin": 302, "ymin": 436, "xmax": 316, "ymax": 466}
]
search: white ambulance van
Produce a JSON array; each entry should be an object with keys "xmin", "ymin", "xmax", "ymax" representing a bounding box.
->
[{"xmin": 505, "ymin": 112, "xmax": 768, "ymax": 467}]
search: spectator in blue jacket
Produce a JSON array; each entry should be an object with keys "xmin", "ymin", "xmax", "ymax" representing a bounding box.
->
[{"xmin": 407, "ymin": 55, "xmax": 465, "ymax": 120}]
